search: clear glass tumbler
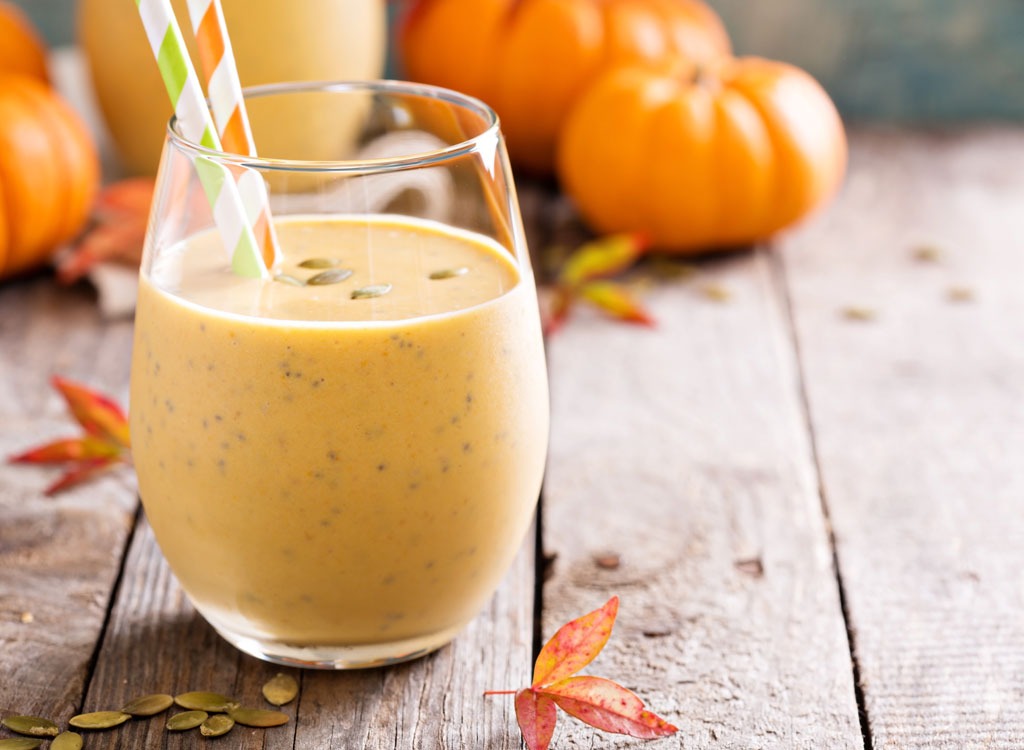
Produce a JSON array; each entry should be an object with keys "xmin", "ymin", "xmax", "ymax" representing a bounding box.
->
[{"xmin": 130, "ymin": 81, "xmax": 549, "ymax": 668}]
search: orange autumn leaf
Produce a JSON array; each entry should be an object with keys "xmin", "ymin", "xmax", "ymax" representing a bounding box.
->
[
  {"xmin": 487, "ymin": 596, "xmax": 677, "ymax": 750},
  {"xmin": 9, "ymin": 376, "xmax": 131, "ymax": 495}
]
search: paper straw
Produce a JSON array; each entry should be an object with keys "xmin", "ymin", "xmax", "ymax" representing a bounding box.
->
[
  {"xmin": 135, "ymin": 0, "xmax": 268, "ymax": 279},
  {"xmin": 186, "ymin": 0, "xmax": 278, "ymax": 267}
]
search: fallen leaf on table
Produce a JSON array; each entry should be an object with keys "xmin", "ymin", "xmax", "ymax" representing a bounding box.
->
[
  {"xmin": 485, "ymin": 596, "xmax": 677, "ymax": 750},
  {"xmin": 9, "ymin": 376, "xmax": 131, "ymax": 495},
  {"xmin": 544, "ymin": 234, "xmax": 654, "ymax": 334},
  {"xmin": 57, "ymin": 177, "xmax": 155, "ymax": 284}
]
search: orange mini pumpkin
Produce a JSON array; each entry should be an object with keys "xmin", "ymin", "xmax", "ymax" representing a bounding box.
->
[
  {"xmin": 0, "ymin": 2, "xmax": 48, "ymax": 83},
  {"xmin": 0, "ymin": 74, "xmax": 99, "ymax": 278},
  {"xmin": 400, "ymin": 0, "xmax": 730, "ymax": 175},
  {"xmin": 558, "ymin": 58, "xmax": 848, "ymax": 252}
]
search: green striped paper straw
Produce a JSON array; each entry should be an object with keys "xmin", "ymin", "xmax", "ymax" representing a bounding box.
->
[{"xmin": 135, "ymin": 0, "xmax": 267, "ymax": 279}]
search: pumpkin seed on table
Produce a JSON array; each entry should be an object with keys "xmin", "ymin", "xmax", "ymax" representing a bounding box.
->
[
  {"xmin": 307, "ymin": 268, "xmax": 353, "ymax": 285},
  {"xmin": 262, "ymin": 672, "xmax": 299, "ymax": 706},
  {"xmin": 174, "ymin": 691, "xmax": 236, "ymax": 712},
  {"xmin": 50, "ymin": 732, "xmax": 83, "ymax": 750},
  {"xmin": 68, "ymin": 711, "xmax": 130, "ymax": 730},
  {"xmin": 166, "ymin": 710, "xmax": 208, "ymax": 731},
  {"xmin": 121, "ymin": 692, "xmax": 174, "ymax": 716},
  {"xmin": 0, "ymin": 739, "xmax": 43, "ymax": 749},
  {"xmin": 227, "ymin": 707, "xmax": 290, "ymax": 727},
  {"xmin": 1, "ymin": 716, "xmax": 59, "ymax": 737},
  {"xmin": 351, "ymin": 283, "xmax": 392, "ymax": 299},
  {"xmin": 299, "ymin": 257, "xmax": 344, "ymax": 269},
  {"xmin": 200, "ymin": 714, "xmax": 235, "ymax": 737}
]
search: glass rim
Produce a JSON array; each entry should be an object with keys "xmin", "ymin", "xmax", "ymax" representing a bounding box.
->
[{"xmin": 166, "ymin": 79, "xmax": 501, "ymax": 173}]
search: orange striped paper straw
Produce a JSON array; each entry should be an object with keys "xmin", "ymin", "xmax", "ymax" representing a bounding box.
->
[{"xmin": 186, "ymin": 0, "xmax": 278, "ymax": 267}]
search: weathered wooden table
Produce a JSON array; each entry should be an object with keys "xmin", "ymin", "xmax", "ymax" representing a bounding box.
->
[{"xmin": 2, "ymin": 124, "xmax": 1022, "ymax": 749}]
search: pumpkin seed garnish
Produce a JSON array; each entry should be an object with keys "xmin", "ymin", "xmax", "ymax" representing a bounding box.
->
[
  {"xmin": 700, "ymin": 283, "xmax": 731, "ymax": 302},
  {"xmin": 298, "ymin": 257, "xmax": 344, "ymax": 269},
  {"xmin": 1, "ymin": 716, "xmax": 59, "ymax": 737},
  {"xmin": 0, "ymin": 739, "xmax": 43, "ymax": 749},
  {"xmin": 351, "ymin": 283, "xmax": 392, "ymax": 299},
  {"xmin": 261, "ymin": 673, "xmax": 299, "ymax": 706},
  {"xmin": 200, "ymin": 714, "xmax": 235, "ymax": 737},
  {"xmin": 165, "ymin": 710, "xmax": 208, "ymax": 731},
  {"xmin": 274, "ymin": 273, "xmax": 306, "ymax": 287},
  {"xmin": 841, "ymin": 306, "xmax": 876, "ymax": 322},
  {"xmin": 429, "ymin": 267, "xmax": 469, "ymax": 280},
  {"xmin": 307, "ymin": 269, "xmax": 354, "ymax": 286},
  {"xmin": 50, "ymin": 732, "xmax": 83, "ymax": 750},
  {"xmin": 174, "ymin": 691, "xmax": 236, "ymax": 712},
  {"xmin": 68, "ymin": 711, "xmax": 131, "ymax": 730},
  {"xmin": 227, "ymin": 707, "xmax": 290, "ymax": 728},
  {"xmin": 121, "ymin": 692, "xmax": 173, "ymax": 717}
]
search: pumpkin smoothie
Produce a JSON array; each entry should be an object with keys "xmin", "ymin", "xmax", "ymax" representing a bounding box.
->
[{"xmin": 130, "ymin": 215, "xmax": 548, "ymax": 664}]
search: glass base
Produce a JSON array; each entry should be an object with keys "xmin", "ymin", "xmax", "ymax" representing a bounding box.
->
[{"xmin": 210, "ymin": 621, "xmax": 466, "ymax": 670}]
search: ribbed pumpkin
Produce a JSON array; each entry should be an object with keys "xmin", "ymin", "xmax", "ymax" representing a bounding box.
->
[
  {"xmin": 0, "ymin": 74, "xmax": 100, "ymax": 278},
  {"xmin": 557, "ymin": 58, "xmax": 847, "ymax": 252},
  {"xmin": 400, "ymin": 0, "xmax": 730, "ymax": 175},
  {"xmin": 0, "ymin": 2, "xmax": 48, "ymax": 83}
]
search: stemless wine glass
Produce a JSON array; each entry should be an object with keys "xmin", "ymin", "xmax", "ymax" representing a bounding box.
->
[{"xmin": 129, "ymin": 81, "xmax": 549, "ymax": 669}]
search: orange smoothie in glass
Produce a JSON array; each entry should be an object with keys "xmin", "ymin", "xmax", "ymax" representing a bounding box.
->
[{"xmin": 130, "ymin": 215, "xmax": 548, "ymax": 664}]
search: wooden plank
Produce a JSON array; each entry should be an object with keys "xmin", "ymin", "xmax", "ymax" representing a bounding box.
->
[
  {"xmin": 0, "ymin": 278, "xmax": 136, "ymax": 724},
  {"xmin": 541, "ymin": 229, "xmax": 862, "ymax": 746},
  {"xmin": 81, "ymin": 513, "xmax": 534, "ymax": 749},
  {"xmin": 780, "ymin": 128, "xmax": 1024, "ymax": 749}
]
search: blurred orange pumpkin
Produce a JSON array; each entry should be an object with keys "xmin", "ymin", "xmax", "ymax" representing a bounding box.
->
[
  {"xmin": 0, "ymin": 74, "xmax": 100, "ymax": 279},
  {"xmin": 0, "ymin": 2, "xmax": 48, "ymax": 83},
  {"xmin": 400, "ymin": 0, "xmax": 730, "ymax": 175},
  {"xmin": 558, "ymin": 58, "xmax": 847, "ymax": 252}
]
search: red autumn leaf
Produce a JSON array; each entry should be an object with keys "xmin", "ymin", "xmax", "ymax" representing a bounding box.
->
[
  {"xmin": 486, "ymin": 596, "xmax": 677, "ymax": 748},
  {"xmin": 559, "ymin": 234, "xmax": 648, "ymax": 287},
  {"xmin": 514, "ymin": 689, "xmax": 558, "ymax": 750},
  {"xmin": 52, "ymin": 375, "xmax": 130, "ymax": 447},
  {"xmin": 43, "ymin": 457, "xmax": 122, "ymax": 497},
  {"xmin": 533, "ymin": 596, "xmax": 619, "ymax": 687},
  {"xmin": 10, "ymin": 376, "xmax": 131, "ymax": 495},
  {"xmin": 542, "ymin": 676, "xmax": 678, "ymax": 739},
  {"xmin": 577, "ymin": 281, "xmax": 655, "ymax": 328}
]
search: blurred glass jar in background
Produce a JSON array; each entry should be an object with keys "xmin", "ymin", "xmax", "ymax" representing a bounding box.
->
[{"xmin": 78, "ymin": 0, "xmax": 386, "ymax": 175}]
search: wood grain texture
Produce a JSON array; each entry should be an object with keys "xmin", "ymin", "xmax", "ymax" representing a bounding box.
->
[
  {"xmin": 81, "ymin": 511, "xmax": 534, "ymax": 749},
  {"xmin": 780, "ymin": 128, "xmax": 1024, "ymax": 749},
  {"xmin": 539, "ymin": 212, "xmax": 862, "ymax": 748},
  {"xmin": 0, "ymin": 278, "xmax": 136, "ymax": 724}
]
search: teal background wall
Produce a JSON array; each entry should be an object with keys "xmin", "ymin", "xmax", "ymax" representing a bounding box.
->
[{"xmin": 11, "ymin": 0, "xmax": 1024, "ymax": 122}]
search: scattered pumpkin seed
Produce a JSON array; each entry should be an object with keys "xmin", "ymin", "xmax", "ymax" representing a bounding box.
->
[
  {"xmin": 0, "ymin": 739, "xmax": 43, "ymax": 749},
  {"xmin": 228, "ymin": 707, "xmax": 290, "ymax": 728},
  {"xmin": 274, "ymin": 273, "xmax": 306, "ymax": 287},
  {"xmin": 165, "ymin": 710, "xmax": 208, "ymax": 731},
  {"xmin": 1, "ymin": 716, "xmax": 59, "ymax": 737},
  {"xmin": 200, "ymin": 714, "xmax": 235, "ymax": 737},
  {"xmin": 19, "ymin": 612, "xmax": 33, "ymax": 624},
  {"xmin": 298, "ymin": 257, "xmax": 344, "ymax": 269},
  {"xmin": 429, "ymin": 267, "xmax": 469, "ymax": 280},
  {"xmin": 947, "ymin": 286, "xmax": 975, "ymax": 303},
  {"xmin": 841, "ymin": 306, "xmax": 876, "ymax": 322},
  {"xmin": 307, "ymin": 269, "xmax": 354, "ymax": 286},
  {"xmin": 174, "ymin": 691, "xmax": 236, "ymax": 712},
  {"xmin": 121, "ymin": 693, "xmax": 174, "ymax": 717},
  {"xmin": 913, "ymin": 245, "xmax": 942, "ymax": 263},
  {"xmin": 700, "ymin": 283, "xmax": 731, "ymax": 302},
  {"xmin": 68, "ymin": 711, "xmax": 130, "ymax": 730},
  {"xmin": 351, "ymin": 283, "xmax": 392, "ymax": 299},
  {"xmin": 50, "ymin": 732, "xmax": 83, "ymax": 750},
  {"xmin": 261, "ymin": 673, "xmax": 299, "ymax": 706}
]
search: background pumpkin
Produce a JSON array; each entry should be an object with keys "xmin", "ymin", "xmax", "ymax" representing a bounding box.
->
[
  {"xmin": 0, "ymin": 1, "xmax": 48, "ymax": 83},
  {"xmin": 557, "ymin": 58, "xmax": 847, "ymax": 252},
  {"xmin": 0, "ymin": 74, "xmax": 99, "ymax": 279},
  {"xmin": 400, "ymin": 0, "xmax": 730, "ymax": 176}
]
